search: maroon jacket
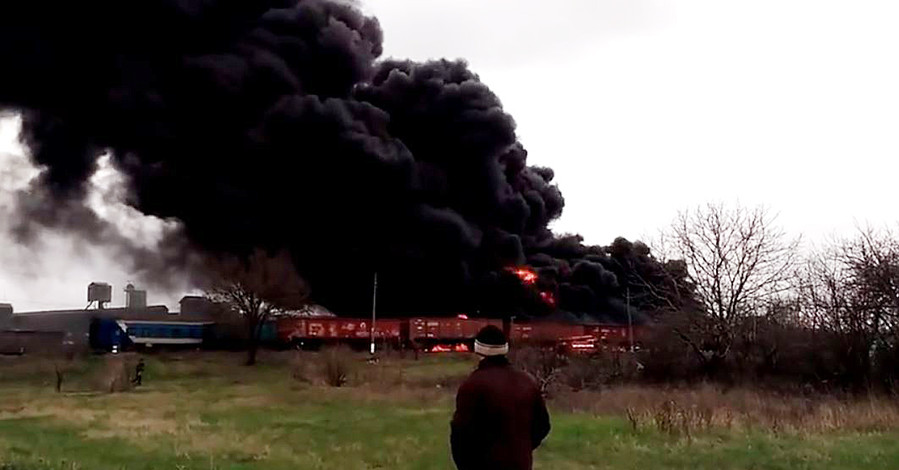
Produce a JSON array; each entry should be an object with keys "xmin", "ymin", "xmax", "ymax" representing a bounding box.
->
[{"xmin": 451, "ymin": 356, "xmax": 551, "ymax": 470}]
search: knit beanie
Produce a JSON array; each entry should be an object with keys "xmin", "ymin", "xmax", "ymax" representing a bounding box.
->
[{"xmin": 474, "ymin": 325, "xmax": 509, "ymax": 356}]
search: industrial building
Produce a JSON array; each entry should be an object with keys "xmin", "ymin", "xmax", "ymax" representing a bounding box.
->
[{"xmin": 0, "ymin": 283, "xmax": 220, "ymax": 354}]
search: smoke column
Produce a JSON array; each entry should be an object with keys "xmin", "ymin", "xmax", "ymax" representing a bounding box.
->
[{"xmin": 0, "ymin": 0, "xmax": 668, "ymax": 321}]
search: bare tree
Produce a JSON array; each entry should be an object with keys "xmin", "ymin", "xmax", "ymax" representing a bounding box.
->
[
  {"xmin": 842, "ymin": 228, "xmax": 899, "ymax": 336},
  {"xmin": 661, "ymin": 203, "xmax": 800, "ymax": 373},
  {"xmin": 797, "ymin": 227, "xmax": 899, "ymax": 389},
  {"xmin": 207, "ymin": 250, "xmax": 310, "ymax": 365}
]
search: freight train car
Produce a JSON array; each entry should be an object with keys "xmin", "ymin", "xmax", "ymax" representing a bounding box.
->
[
  {"xmin": 408, "ymin": 317, "xmax": 502, "ymax": 352},
  {"xmin": 272, "ymin": 315, "xmax": 644, "ymax": 354},
  {"xmin": 509, "ymin": 321, "xmax": 585, "ymax": 345},
  {"xmin": 585, "ymin": 325, "xmax": 629, "ymax": 346},
  {"xmin": 275, "ymin": 317, "xmax": 403, "ymax": 350}
]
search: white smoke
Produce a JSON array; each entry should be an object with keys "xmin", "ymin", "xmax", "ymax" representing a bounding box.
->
[{"xmin": 0, "ymin": 114, "xmax": 196, "ymax": 312}]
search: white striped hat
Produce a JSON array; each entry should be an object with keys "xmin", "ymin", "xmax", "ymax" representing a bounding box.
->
[{"xmin": 474, "ymin": 325, "xmax": 508, "ymax": 356}]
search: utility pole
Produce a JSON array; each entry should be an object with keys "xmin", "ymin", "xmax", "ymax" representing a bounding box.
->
[
  {"xmin": 370, "ymin": 272, "xmax": 378, "ymax": 355},
  {"xmin": 626, "ymin": 287, "xmax": 635, "ymax": 353}
]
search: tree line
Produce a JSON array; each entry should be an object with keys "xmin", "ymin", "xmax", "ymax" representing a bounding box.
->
[{"xmin": 639, "ymin": 203, "xmax": 899, "ymax": 392}]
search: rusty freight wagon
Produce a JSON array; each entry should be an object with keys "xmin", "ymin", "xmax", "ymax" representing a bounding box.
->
[
  {"xmin": 273, "ymin": 315, "xmax": 642, "ymax": 353},
  {"xmin": 407, "ymin": 317, "xmax": 502, "ymax": 352},
  {"xmin": 275, "ymin": 317, "xmax": 402, "ymax": 350},
  {"xmin": 584, "ymin": 324, "xmax": 644, "ymax": 349},
  {"xmin": 509, "ymin": 321, "xmax": 585, "ymax": 345}
]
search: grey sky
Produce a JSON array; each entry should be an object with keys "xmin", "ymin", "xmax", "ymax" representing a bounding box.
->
[{"xmin": 2, "ymin": 0, "xmax": 898, "ymax": 311}]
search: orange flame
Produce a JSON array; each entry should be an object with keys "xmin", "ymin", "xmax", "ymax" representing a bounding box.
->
[
  {"xmin": 428, "ymin": 343, "xmax": 471, "ymax": 353},
  {"xmin": 507, "ymin": 266, "xmax": 556, "ymax": 308},
  {"xmin": 507, "ymin": 266, "xmax": 538, "ymax": 285}
]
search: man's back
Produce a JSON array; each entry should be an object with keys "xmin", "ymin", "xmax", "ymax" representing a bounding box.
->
[{"xmin": 451, "ymin": 356, "xmax": 551, "ymax": 470}]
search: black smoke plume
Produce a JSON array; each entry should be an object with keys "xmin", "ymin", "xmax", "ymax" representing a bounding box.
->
[{"xmin": 0, "ymin": 0, "xmax": 679, "ymax": 322}]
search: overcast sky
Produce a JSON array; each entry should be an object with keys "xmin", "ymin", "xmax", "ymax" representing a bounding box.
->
[
  {"xmin": 2, "ymin": 0, "xmax": 898, "ymax": 311},
  {"xmin": 364, "ymin": 0, "xmax": 899, "ymax": 242}
]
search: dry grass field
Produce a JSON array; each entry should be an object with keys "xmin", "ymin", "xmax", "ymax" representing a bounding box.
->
[{"xmin": 0, "ymin": 350, "xmax": 898, "ymax": 469}]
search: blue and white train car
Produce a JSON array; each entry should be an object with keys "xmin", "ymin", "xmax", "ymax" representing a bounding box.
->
[{"xmin": 90, "ymin": 318, "xmax": 214, "ymax": 352}]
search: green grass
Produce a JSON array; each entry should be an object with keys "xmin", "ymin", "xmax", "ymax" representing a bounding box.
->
[{"xmin": 0, "ymin": 352, "xmax": 898, "ymax": 469}]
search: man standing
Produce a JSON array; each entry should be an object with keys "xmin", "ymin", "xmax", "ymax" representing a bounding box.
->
[{"xmin": 451, "ymin": 325, "xmax": 551, "ymax": 470}]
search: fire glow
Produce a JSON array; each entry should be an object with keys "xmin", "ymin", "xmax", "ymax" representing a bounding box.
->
[
  {"xmin": 507, "ymin": 266, "xmax": 557, "ymax": 308},
  {"xmin": 539, "ymin": 291, "xmax": 556, "ymax": 306},
  {"xmin": 565, "ymin": 335, "xmax": 597, "ymax": 352},
  {"xmin": 508, "ymin": 267, "xmax": 538, "ymax": 285},
  {"xmin": 428, "ymin": 343, "xmax": 470, "ymax": 353}
]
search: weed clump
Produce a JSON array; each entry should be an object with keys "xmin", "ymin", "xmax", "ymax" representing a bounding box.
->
[{"xmin": 322, "ymin": 347, "xmax": 353, "ymax": 387}]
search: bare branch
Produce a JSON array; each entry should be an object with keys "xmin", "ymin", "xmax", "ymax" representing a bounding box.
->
[
  {"xmin": 662, "ymin": 203, "xmax": 799, "ymax": 356},
  {"xmin": 204, "ymin": 249, "xmax": 311, "ymax": 365}
]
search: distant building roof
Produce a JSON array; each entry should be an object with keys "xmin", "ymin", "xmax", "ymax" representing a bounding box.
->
[
  {"xmin": 13, "ymin": 305, "xmax": 169, "ymax": 316},
  {"xmin": 5, "ymin": 305, "xmax": 214, "ymax": 336},
  {"xmin": 280, "ymin": 304, "xmax": 336, "ymax": 318}
]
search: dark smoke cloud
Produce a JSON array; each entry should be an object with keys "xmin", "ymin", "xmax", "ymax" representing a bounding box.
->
[{"xmin": 0, "ymin": 0, "xmax": 674, "ymax": 322}]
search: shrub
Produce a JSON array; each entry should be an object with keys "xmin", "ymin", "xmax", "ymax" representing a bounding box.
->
[
  {"xmin": 290, "ymin": 351, "xmax": 312, "ymax": 385},
  {"xmin": 92, "ymin": 355, "xmax": 134, "ymax": 393},
  {"xmin": 510, "ymin": 346, "xmax": 567, "ymax": 395},
  {"xmin": 321, "ymin": 347, "xmax": 353, "ymax": 387},
  {"xmin": 560, "ymin": 354, "xmax": 606, "ymax": 391},
  {"xmin": 558, "ymin": 351, "xmax": 642, "ymax": 391}
]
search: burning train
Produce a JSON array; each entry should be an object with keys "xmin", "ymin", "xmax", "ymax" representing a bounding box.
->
[
  {"xmin": 0, "ymin": 281, "xmax": 643, "ymax": 355},
  {"xmin": 273, "ymin": 315, "xmax": 641, "ymax": 354}
]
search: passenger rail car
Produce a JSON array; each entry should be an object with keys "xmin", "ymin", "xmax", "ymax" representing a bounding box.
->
[{"xmin": 90, "ymin": 318, "xmax": 214, "ymax": 352}]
